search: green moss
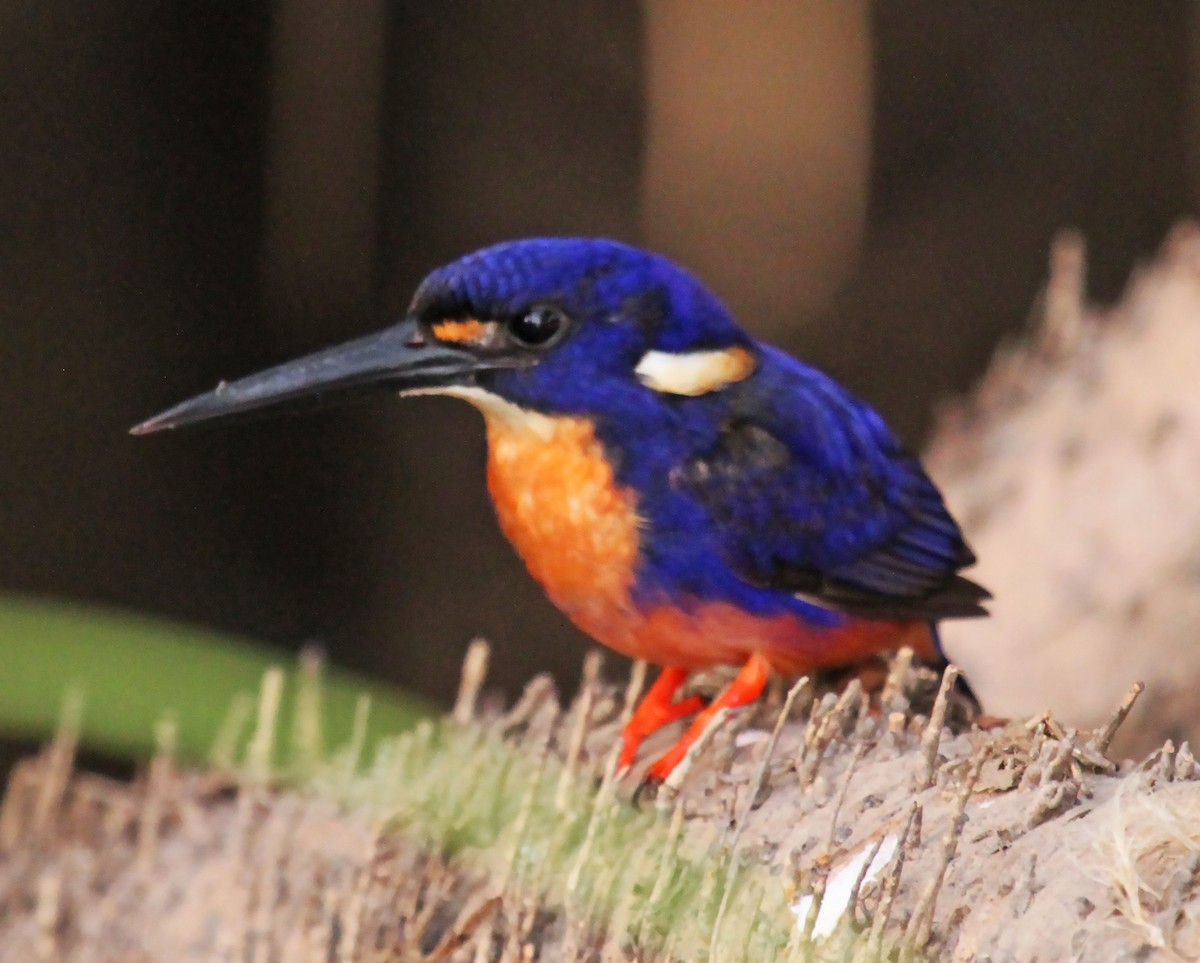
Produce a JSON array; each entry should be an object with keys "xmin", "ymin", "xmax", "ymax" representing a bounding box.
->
[{"xmin": 314, "ymin": 719, "xmax": 832, "ymax": 961}]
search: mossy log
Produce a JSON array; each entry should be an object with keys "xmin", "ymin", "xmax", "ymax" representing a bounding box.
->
[{"xmin": 0, "ymin": 642, "xmax": 1195, "ymax": 962}]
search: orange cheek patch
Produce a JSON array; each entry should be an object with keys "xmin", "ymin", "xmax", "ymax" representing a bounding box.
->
[{"xmin": 431, "ymin": 318, "xmax": 496, "ymax": 345}]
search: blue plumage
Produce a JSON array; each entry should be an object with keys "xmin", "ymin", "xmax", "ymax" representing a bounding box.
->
[
  {"xmin": 413, "ymin": 238, "xmax": 985, "ymax": 627},
  {"xmin": 135, "ymin": 235, "xmax": 989, "ymax": 784}
]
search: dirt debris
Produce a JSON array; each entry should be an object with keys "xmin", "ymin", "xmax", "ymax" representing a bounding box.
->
[{"xmin": 1, "ymin": 645, "xmax": 1199, "ymax": 962}]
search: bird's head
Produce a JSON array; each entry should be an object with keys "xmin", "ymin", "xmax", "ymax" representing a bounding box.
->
[{"xmin": 132, "ymin": 238, "xmax": 758, "ymax": 435}]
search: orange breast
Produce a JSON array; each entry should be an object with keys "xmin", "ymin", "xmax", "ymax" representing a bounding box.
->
[
  {"xmin": 480, "ymin": 404, "xmax": 932, "ymax": 675},
  {"xmin": 484, "ymin": 412, "xmax": 643, "ymax": 627}
]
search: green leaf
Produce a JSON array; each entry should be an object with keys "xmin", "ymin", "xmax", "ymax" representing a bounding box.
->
[{"xmin": 0, "ymin": 595, "xmax": 433, "ymax": 763}]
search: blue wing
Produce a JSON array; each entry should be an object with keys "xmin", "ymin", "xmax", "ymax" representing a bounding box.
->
[{"xmin": 680, "ymin": 346, "xmax": 988, "ymax": 621}]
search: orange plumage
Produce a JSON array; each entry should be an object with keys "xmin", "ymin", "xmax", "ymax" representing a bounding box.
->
[
  {"xmin": 482, "ymin": 408, "xmax": 936, "ymax": 674},
  {"xmin": 485, "ymin": 411, "xmax": 640, "ymax": 625},
  {"xmin": 431, "ymin": 318, "xmax": 496, "ymax": 344}
]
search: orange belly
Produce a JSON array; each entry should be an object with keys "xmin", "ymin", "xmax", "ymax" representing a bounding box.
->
[
  {"xmin": 481, "ymin": 406, "xmax": 933, "ymax": 674},
  {"xmin": 570, "ymin": 600, "xmax": 934, "ymax": 673}
]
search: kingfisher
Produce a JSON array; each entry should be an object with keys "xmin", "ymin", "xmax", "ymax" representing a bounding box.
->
[{"xmin": 133, "ymin": 238, "xmax": 988, "ymax": 788}]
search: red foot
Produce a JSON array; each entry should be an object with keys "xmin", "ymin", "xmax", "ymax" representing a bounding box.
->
[
  {"xmin": 644, "ymin": 653, "xmax": 771, "ymax": 783},
  {"xmin": 619, "ymin": 666, "xmax": 705, "ymax": 771}
]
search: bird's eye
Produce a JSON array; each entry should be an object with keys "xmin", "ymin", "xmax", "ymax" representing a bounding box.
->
[{"xmin": 508, "ymin": 305, "xmax": 567, "ymax": 348}]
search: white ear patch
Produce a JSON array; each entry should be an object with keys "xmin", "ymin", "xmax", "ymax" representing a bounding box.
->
[{"xmin": 634, "ymin": 346, "xmax": 756, "ymax": 396}]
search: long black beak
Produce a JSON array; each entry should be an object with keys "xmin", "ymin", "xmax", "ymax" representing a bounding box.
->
[{"xmin": 131, "ymin": 318, "xmax": 494, "ymax": 434}]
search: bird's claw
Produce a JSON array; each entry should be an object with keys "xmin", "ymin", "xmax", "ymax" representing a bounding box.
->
[{"xmin": 631, "ymin": 773, "xmax": 663, "ymax": 809}]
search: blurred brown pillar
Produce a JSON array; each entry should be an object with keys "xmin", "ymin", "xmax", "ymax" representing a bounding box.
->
[
  {"xmin": 245, "ymin": 0, "xmax": 392, "ymax": 649},
  {"xmin": 262, "ymin": 0, "xmax": 387, "ymax": 342},
  {"xmin": 641, "ymin": 0, "xmax": 872, "ymax": 334},
  {"xmin": 1187, "ymin": 0, "xmax": 1200, "ymax": 208}
]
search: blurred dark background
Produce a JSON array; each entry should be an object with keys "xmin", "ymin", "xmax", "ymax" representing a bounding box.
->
[{"xmin": 1, "ymin": 1, "xmax": 1193, "ymax": 704}]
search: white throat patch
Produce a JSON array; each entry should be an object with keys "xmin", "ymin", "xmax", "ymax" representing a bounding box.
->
[
  {"xmin": 633, "ymin": 346, "xmax": 756, "ymax": 396},
  {"xmin": 400, "ymin": 385, "xmax": 561, "ymax": 441}
]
